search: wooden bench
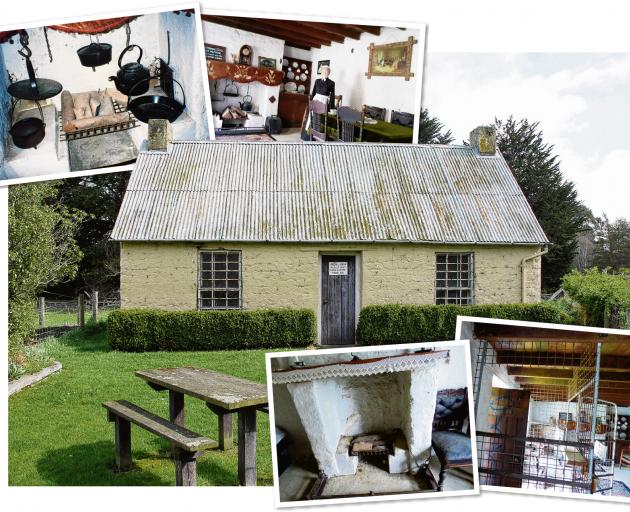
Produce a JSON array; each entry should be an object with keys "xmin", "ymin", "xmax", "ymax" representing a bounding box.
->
[{"xmin": 103, "ymin": 400, "xmax": 218, "ymax": 486}]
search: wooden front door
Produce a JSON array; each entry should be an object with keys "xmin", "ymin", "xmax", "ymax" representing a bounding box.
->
[
  {"xmin": 484, "ymin": 388, "xmax": 531, "ymax": 487},
  {"xmin": 320, "ymin": 255, "xmax": 356, "ymax": 345}
]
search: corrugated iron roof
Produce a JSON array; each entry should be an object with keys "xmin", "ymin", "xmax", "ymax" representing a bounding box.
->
[{"xmin": 111, "ymin": 141, "xmax": 549, "ymax": 244}]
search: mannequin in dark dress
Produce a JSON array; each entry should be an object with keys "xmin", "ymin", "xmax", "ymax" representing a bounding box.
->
[{"xmin": 310, "ymin": 66, "xmax": 335, "ymax": 110}]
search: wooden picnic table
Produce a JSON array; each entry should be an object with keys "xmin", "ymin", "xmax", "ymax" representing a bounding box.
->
[{"xmin": 135, "ymin": 367, "xmax": 268, "ymax": 486}]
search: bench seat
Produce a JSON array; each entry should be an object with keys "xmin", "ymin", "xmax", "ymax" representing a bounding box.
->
[{"xmin": 103, "ymin": 400, "xmax": 218, "ymax": 485}]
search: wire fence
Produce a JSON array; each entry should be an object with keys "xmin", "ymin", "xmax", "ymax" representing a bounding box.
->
[{"xmin": 33, "ymin": 292, "xmax": 120, "ymax": 341}]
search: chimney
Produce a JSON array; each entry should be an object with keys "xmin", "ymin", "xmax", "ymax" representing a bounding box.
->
[
  {"xmin": 148, "ymin": 119, "xmax": 172, "ymax": 152},
  {"xmin": 470, "ymin": 125, "xmax": 496, "ymax": 155}
]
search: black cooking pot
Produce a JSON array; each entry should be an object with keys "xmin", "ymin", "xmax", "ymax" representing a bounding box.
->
[
  {"xmin": 109, "ymin": 45, "xmax": 150, "ymax": 96},
  {"xmin": 77, "ymin": 42, "xmax": 112, "ymax": 71},
  {"xmin": 127, "ymin": 77, "xmax": 186, "ymax": 123},
  {"xmin": 9, "ymin": 102, "xmax": 45, "ymax": 149}
]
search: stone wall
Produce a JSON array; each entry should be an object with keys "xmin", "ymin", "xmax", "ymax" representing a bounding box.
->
[{"xmin": 120, "ymin": 241, "xmax": 544, "ymax": 311}]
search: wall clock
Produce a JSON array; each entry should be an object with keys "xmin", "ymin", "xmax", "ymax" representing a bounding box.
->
[{"xmin": 239, "ymin": 45, "xmax": 253, "ymax": 65}]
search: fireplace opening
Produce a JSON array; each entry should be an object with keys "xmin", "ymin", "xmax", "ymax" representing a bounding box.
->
[{"xmin": 269, "ymin": 344, "xmax": 476, "ymax": 502}]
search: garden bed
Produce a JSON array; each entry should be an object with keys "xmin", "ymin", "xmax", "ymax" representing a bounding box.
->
[{"xmin": 9, "ymin": 361, "xmax": 62, "ymax": 396}]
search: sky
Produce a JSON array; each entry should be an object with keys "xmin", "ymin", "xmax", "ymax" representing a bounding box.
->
[{"xmin": 423, "ymin": 53, "xmax": 630, "ymax": 220}]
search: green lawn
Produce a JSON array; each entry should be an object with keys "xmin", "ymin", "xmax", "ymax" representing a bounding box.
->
[{"xmin": 9, "ymin": 328, "xmax": 275, "ymax": 486}]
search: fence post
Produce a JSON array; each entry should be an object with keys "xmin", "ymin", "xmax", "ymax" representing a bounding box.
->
[
  {"xmin": 92, "ymin": 290, "xmax": 99, "ymax": 323},
  {"xmin": 38, "ymin": 297, "xmax": 45, "ymax": 328},
  {"xmin": 78, "ymin": 294, "xmax": 85, "ymax": 328}
]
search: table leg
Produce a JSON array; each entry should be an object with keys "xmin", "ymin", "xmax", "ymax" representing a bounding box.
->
[
  {"xmin": 206, "ymin": 403, "xmax": 233, "ymax": 451},
  {"xmin": 169, "ymin": 390, "xmax": 185, "ymax": 426},
  {"xmin": 218, "ymin": 412, "xmax": 234, "ymax": 451},
  {"xmin": 238, "ymin": 407, "xmax": 257, "ymax": 486}
]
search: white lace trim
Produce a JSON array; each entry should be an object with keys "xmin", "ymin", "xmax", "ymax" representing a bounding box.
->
[{"xmin": 271, "ymin": 351, "xmax": 448, "ymax": 384}]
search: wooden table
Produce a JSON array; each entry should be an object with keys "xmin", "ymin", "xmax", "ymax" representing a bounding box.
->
[
  {"xmin": 324, "ymin": 113, "xmax": 414, "ymax": 143},
  {"xmin": 136, "ymin": 367, "xmax": 268, "ymax": 486}
]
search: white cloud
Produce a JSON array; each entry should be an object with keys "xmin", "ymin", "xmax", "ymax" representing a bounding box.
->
[{"xmin": 424, "ymin": 53, "xmax": 630, "ymax": 219}]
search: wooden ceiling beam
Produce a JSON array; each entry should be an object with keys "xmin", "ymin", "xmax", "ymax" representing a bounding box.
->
[
  {"xmin": 247, "ymin": 18, "xmax": 334, "ymax": 46},
  {"xmin": 496, "ymin": 351, "xmax": 630, "ymax": 370},
  {"xmin": 291, "ymin": 21, "xmax": 363, "ymax": 39},
  {"xmin": 290, "ymin": 21, "xmax": 347, "ymax": 43},
  {"xmin": 515, "ymin": 376, "xmax": 630, "ymax": 389},
  {"xmin": 476, "ymin": 324, "xmax": 629, "ymax": 343},
  {"xmin": 202, "ymin": 16, "xmax": 319, "ymax": 50},
  {"xmin": 248, "ymin": 18, "xmax": 345, "ymax": 45},
  {"xmin": 347, "ymin": 24, "xmax": 381, "ymax": 35},
  {"xmin": 507, "ymin": 366, "xmax": 630, "ymax": 381}
]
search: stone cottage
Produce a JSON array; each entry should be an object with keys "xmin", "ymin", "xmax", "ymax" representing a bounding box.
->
[{"xmin": 111, "ymin": 129, "xmax": 548, "ymax": 345}]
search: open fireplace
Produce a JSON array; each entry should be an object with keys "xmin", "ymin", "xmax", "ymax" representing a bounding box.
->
[{"xmin": 271, "ymin": 350, "xmax": 450, "ymax": 498}]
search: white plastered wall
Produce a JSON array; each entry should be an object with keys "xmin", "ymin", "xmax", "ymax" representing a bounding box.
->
[{"xmin": 308, "ymin": 27, "xmax": 421, "ymax": 119}]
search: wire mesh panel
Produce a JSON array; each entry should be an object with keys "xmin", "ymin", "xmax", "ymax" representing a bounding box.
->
[{"xmin": 472, "ymin": 336, "xmax": 607, "ymax": 494}]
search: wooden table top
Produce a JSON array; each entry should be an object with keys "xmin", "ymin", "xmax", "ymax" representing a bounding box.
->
[{"xmin": 136, "ymin": 367, "xmax": 268, "ymax": 411}]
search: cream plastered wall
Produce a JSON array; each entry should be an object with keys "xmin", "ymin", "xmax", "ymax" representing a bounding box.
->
[{"xmin": 120, "ymin": 241, "xmax": 543, "ymax": 312}]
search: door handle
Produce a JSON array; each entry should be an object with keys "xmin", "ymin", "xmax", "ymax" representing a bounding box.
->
[{"xmin": 322, "ymin": 299, "xmax": 329, "ymax": 305}]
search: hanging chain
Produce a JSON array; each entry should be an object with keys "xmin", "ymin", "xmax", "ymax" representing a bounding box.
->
[
  {"xmin": 43, "ymin": 27, "xmax": 53, "ymax": 63},
  {"xmin": 17, "ymin": 30, "xmax": 31, "ymax": 59},
  {"xmin": 125, "ymin": 22, "xmax": 131, "ymax": 48}
]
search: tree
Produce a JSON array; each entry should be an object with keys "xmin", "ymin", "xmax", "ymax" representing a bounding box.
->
[
  {"xmin": 495, "ymin": 117, "xmax": 589, "ymax": 291},
  {"xmin": 8, "ymin": 182, "xmax": 84, "ymax": 355},
  {"xmin": 418, "ymin": 108, "xmax": 454, "ymax": 144},
  {"xmin": 47, "ymin": 172, "xmax": 130, "ymax": 297},
  {"xmin": 591, "ymin": 215, "xmax": 630, "ymax": 270}
]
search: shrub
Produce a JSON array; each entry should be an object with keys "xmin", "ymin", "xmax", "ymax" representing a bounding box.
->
[
  {"xmin": 563, "ymin": 268, "xmax": 630, "ymax": 327},
  {"xmin": 356, "ymin": 303, "xmax": 574, "ymax": 345},
  {"xmin": 107, "ymin": 308, "xmax": 317, "ymax": 352},
  {"xmin": 81, "ymin": 318, "xmax": 108, "ymax": 336}
]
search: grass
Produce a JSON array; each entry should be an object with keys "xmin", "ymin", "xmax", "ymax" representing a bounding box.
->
[{"xmin": 8, "ymin": 327, "xmax": 275, "ymax": 486}]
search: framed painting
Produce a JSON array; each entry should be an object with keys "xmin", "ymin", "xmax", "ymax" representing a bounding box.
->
[
  {"xmin": 365, "ymin": 36, "xmax": 416, "ymax": 81},
  {"xmin": 317, "ymin": 59, "xmax": 330, "ymax": 74},
  {"xmin": 258, "ymin": 56, "xmax": 277, "ymax": 69}
]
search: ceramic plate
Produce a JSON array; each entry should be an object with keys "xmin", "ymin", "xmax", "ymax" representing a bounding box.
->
[
  {"xmin": 285, "ymin": 81, "xmax": 297, "ymax": 92},
  {"xmin": 286, "ymin": 70, "xmax": 295, "ymax": 80},
  {"xmin": 297, "ymin": 84, "xmax": 305, "ymax": 93}
]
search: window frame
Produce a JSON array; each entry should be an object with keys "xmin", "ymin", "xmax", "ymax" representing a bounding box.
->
[
  {"xmin": 434, "ymin": 252, "xmax": 475, "ymax": 305},
  {"xmin": 197, "ymin": 250, "xmax": 242, "ymax": 310}
]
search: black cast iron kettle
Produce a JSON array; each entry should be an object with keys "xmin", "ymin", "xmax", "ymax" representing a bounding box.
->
[{"xmin": 108, "ymin": 44, "xmax": 150, "ymax": 95}]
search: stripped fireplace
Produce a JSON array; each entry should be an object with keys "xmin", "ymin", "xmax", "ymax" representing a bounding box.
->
[{"xmin": 271, "ymin": 350, "xmax": 449, "ymax": 496}]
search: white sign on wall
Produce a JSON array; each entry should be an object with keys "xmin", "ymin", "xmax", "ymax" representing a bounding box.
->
[{"xmin": 329, "ymin": 261, "xmax": 348, "ymax": 276}]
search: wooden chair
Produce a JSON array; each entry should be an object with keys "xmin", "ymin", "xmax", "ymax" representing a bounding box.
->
[
  {"xmin": 309, "ymin": 100, "xmax": 328, "ymax": 141},
  {"xmin": 621, "ymin": 447, "xmax": 630, "ymax": 468},
  {"xmin": 391, "ymin": 110, "xmax": 415, "ymax": 127},
  {"xmin": 336, "ymin": 106, "xmax": 364, "ymax": 142},
  {"xmin": 431, "ymin": 388, "xmax": 473, "ymax": 491},
  {"xmin": 334, "ymin": 95, "xmax": 343, "ymax": 109},
  {"xmin": 363, "ymin": 104, "xmax": 386, "ymax": 121}
]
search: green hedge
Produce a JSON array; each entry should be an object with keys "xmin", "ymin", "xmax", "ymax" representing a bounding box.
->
[
  {"xmin": 107, "ymin": 308, "xmax": 316, "ymax": 352},
  {"xmin": 356, "ymin": 303, "xmax": 573, "ymax": 345}
]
